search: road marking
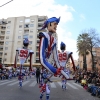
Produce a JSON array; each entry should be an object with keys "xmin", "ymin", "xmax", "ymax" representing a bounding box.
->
[
  {"xmin": 0, "ymin": 80, "xmax": 8, "ymax": 83},
  {"xmin": 29, "ymin": 81, "xmax": 37, "ymax": 87},
  {"xmin": 67, "ymin": 83, "xmax": 78, "ymax": 89},
  {"xmin": 50, "ymin": 83, "xmax": 56, "ymax": 88},
  {"xmin": 23, "ymin": 81, "xmax": 30, "ymax": 86},
  {"xmin": 57, "ymin": 82, "xmax": 68, "ymax": 89},
  {"xmin": 73, "ymin": 83, "xmax": 83, "ymax": 88},
  {"xmin": 8, "ymin": 81, "xmax": 19, "ymax": 86},
  {"xmin": 0, "ymin": 80, "xmax": 16, "ymax": 85}
]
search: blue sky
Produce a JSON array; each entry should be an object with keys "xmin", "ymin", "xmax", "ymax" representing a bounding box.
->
[
  {"xmin": 56, "ymin": 0, "xmax": 100, "ymax": 40},
  {"xmin": 0, "ymin": 0, "xmax": 100, "ymax": 60}
]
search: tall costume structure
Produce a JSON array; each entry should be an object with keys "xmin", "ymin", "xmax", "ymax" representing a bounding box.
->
[
  {"xmin": 38, "ymin": 17, "xmax": 71, "ymax": 100},
  {"xmin": 58, "ymin": 42, "xmax": 76, "ymax": 90},
  {"xmin": 14, "ymin": 38, "xmax": 34, "ymax": 87}
]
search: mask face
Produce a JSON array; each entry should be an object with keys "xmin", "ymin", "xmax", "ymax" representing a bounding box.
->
[{"xmin": 47, "ymin": 21, "xmax": 58, "ymax": 33}]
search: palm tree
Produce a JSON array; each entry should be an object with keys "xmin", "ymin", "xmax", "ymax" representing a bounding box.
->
[{"xmin": 77, "ymin": 33, "xmax": 90, "ymax": 70}]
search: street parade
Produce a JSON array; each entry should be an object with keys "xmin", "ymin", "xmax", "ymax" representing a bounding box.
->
[{"xmin": 0, "ymin": 1, "xmax": 100, "ymax": 100}]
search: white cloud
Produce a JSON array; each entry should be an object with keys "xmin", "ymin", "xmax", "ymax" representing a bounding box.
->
[
  {"xmin": 0, "ymin": 0, "xmax": 78, "ymax": 60},
  {"xmin": 80, "ymin": 14, "xmax": 85, "ymax": 22}
]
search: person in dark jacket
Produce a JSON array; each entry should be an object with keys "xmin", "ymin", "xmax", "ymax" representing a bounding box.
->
[{"xmin": 36, "ymin": 68, "xmax": 40, "ymax": 83}]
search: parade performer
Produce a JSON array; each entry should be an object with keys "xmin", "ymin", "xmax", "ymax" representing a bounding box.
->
[
  {"xmin": 58, "ymin": 42, "xmax": 76, "ymax": 90},
  {"xmin": 18, "ymin": 73, "xmax": 23, "ymax": 88},
  {"xmin": 39, "ymin": 69, "xmax": 51, "ymax": 100},
  {"xmin": 14, "ymin": 38, "xmax": 34, "ymax": 87},
  {"xmin": 38, "ymin": 17, "xmax": 69, "ymax": 79},
  {"xmin": 38, "ymin": 17, "xmax": 71, "ymax": 100}
]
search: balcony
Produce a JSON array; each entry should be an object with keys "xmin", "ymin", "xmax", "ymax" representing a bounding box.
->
[
  {"xmin": 24, "ymin": 24, "xmax": 29, "ymax": 29},
  {"xmin": 37, "ymin": 39, "xmax": 40, "ymax": 43},
  {"xmin": 38, "ymin": 18, "xmax": 45, "ymax": 21},
  {"xmin": 0, "ymin": 46, "xmax": 3, "ymax": 48},
  {"xmin": 0, "ymin": 32, "xmax": 5, "ymax": 36},
  {"xmin": 0, "ymin": 20, "xmax": 7, "ymax": 25},
  {"xmin": 0, "ymin": 37, "xmax": 4, "ymax": 41},
  {"xmin": 38, "ymin": 21, "xmax": 44, "ymax": 25},
  {"xmin": 0, "ymin": 26, "xmax": 6, "ymax": 30},
  {"xmin": 0, "ymin": 49, "xmax": 3, "ymax": 51},
  {"xmin": 37, "ymin": 27, "xmax": 42, "ymax": 30}
]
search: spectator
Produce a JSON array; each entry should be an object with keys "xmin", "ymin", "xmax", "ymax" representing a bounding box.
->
[{"xmin": 36, "ymin": 68, "xmax": 40, "ymax": 83}]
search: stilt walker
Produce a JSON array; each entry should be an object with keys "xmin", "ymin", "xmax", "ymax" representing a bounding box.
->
[
  {"xmin": 38, "ymin": 17, "xmax": 70, "ymax": 100},
  {"xmin": 14, "ymin": 38, "xmax": 34, "ymax": 88},
  {"xmin": 58, "ymin": 42, "xmax": 76, "ymax": 90}
]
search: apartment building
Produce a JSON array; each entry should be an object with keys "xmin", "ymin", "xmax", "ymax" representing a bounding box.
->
[
  {"xmin": 0, "ymin": 15, "xmax": 47, "ymax": 67},
  {"xmin": 78, "ymin": 47, "xmax": 100, "ymax": 70}
]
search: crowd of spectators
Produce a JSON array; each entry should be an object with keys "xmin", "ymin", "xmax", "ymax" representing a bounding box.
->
[
  {"xmin": 0, "ymin": 67, "xmax": 35, "ymax": 80},
  {"xmin": 74, "ymin": 69, "xmax": 100, "ymax": 98}
]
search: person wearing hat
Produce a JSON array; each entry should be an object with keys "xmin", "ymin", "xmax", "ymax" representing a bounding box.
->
[
  {"xmin": 39, "ymin": 16, "xmax": 75, "ymax": 100},
  {"xmin": 58, "ymin": 42, "xmax": 76, "ymax": 90},
  {"xmin": 15, "ymin": 38, "xmax": 34, "ymax": 88},
  {"xmin": 38, "ymin": 17, "xmax": 62, "ymax": 100}
]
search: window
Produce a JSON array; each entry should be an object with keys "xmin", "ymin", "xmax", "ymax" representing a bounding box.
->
[
  {"xmin": 5, "ymin": 41, "xmax": 9, "ymax": 45},
  {"xmin": 29, "ymin": 35, "xmax": 33, "ymax": 38},
  {"xmin": 36, "ymin": 52, "xmax": 39, "ymax": 56},
  {"xmin": 30, "ymin": 30, "xmax": 33, "ymax": 33},
  {"xmin": 5, "ymin": 47, "xmax": 8, "ymax": 50},
  {"xmin": 7, "ymin": 26, "xmax": 10, "ymax": 29},
  {"xmin": 29, "ymin": 47, "xmax": 32, "ymax": 49},
  {"xmin": 29, "ymin": 41, "xmax": 32, "ymax": 44},
  {"xmin": 25, "ymin": 19, "xmax": 30, "ymax": 23},
  {"xmin": 24, "ymin": 24, "xmax": 29, "ymax": 28},
  {"xmin": 17, "ymin": 41, "xmax": 21, "ymax": 44},
  {"xmin": 31, "ymin": 19, "xmax": 34, "ymax": 23},
  {"xmin": 6, "ymin": 31, "xmax": 10, "ymax": 34},
  {"xmin": 4, "ymin": 53, "xmax": 7, "ymax": 55},
  {"xmin": 36, "ymin": 46, "xmax": 39, "ymax": 51},
  {"xmin": 4, "ymin": 58, "xmax": 7, "ymax": 61},
  {"xmin": 19, "ymin": 25, "xmax": 22, "ymax": 28},
  {"xmin": 20, "ymin": 20, "xmax": 23, "ymax": 23},
  {"xmin": 36, "ymin": 59, "xmax": 40, "ymax": 63},
  {"xmin": 24, "ymin": 30, "xmax": 29, "ymax": 34},
  {"xmin": 8, "ymin": 21, "xmax": 11, "ymax": 23},
  {"xmin": 6, "ymin": 36, "xmax": 9, "ymax": 39},
  {"xmin": 17, "ymin": 59, "xmax": 19, "ymax": 62},
  {"xmin": 18, "ymin": 36, "xmax": 21, "ymax": 39},
  {"xmin": 19, "ymin": 30, "xmax": 22, "ymax": 33},
  {"xmin": 30, "ymin": 24, "xmax": 34, "ymax": 27},
  {"xmin": 23, "ymin": 35, "xmax": 28, "ymax": 39},
  {"xmin": 37, "ymin": 40, "xmax": 40, "ymax": 43}
]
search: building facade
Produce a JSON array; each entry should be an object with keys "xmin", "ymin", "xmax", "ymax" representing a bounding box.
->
[
  {"xmin": 0, "ymin": 15, "xmax": 47, "ymax": 67},
  {"xmin": 78, "ymin": 47, "xmax": 100, "ymax": 71}
]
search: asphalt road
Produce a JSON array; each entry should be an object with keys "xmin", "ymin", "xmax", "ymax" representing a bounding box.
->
[{"xmin": 0, "ymin": 76, "xmax": 99, "ymax": 100}]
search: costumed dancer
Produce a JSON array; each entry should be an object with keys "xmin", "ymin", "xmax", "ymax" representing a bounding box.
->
[
  {"xmin": 39, "ymin": 69, "xmax": 51, "ymax": 100},
  {"xmin": 18, "ymin": 73, "xmax": 23, "ymax": 88},
  {"xmin": 15, "ymin": 38, "xmax": 34, "ymax": 87},
  {"xmin": 58, "ymin": 42, "xmax": 76, "ymax": 90},
  {"xmin": 38, "ymin": 17, "xmax": 69, "ymax": 100}
]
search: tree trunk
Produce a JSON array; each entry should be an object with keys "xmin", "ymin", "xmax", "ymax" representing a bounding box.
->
[{"xmin": 83, "ymin": 54, "xmax": 87, "ymax": 71}]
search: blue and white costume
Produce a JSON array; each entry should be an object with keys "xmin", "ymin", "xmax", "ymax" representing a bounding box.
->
[
  {"xmin": 39, "ymin": 27, "xmax": 70, "ymax": 79},
  {"xmin": 15, "ymin": 38, "xmax": 34, "ymax": 87},
  {"xmin": 58, "ymin": 42, "xmax": 75, "ymax": 90}
]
